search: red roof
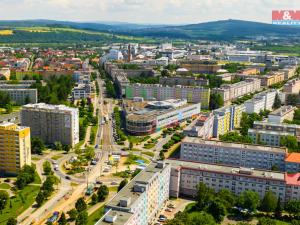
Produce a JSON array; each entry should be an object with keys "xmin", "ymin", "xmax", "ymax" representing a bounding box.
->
[
  {"xmin": 285, "ymin": 153, "xmax": 300, "ymax": 163},
  {"xmin": 285, "ymin": 173, "xmax": 300, "ymax": 185}
]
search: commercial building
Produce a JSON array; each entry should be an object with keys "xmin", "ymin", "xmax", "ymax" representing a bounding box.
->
[
  {"xmin": 21, "ymin": 103, "xmax": 79, "ymax": 146},
  {"xmin": 179, "ymin": 60, "xmax": 221, "ymax": 74},
  {"xmin": 283, "ymin": 78, "xmax": 300, "ymax": 95},
  {"xmin": 159, "ymin": 76, "xmax": 209, "ymax": 87},
  {"xmin": 124, "ymin": 99, "xmax": 201, "ymax": 135},
  {"xmin": 125, "ymin": 83, "xmax": 210, "ymax": 109},
  {"xmin": 96, "ymin": 161, "xmax": 171, "ymax": 225},
  {"xmin": 180, "ymin": 137, "xmax": 287, "ymax": 171},
  {"xmin": 213, "ymin": 78, "xmax": 261, "ymax": 104},
  {"xmin": 248, "ymin": 121, "xmax": 300, "ymax": 146},
  {"xmin": 0, "ymin": 122, "xmax": 31, "ymax": 175},
  {"xmin": 168, "ymin": 159, "xmax": 300, "ymax": 202},
  {"xmin": 212, "ymin": 104, "xmax": 245, "ymax": 137},
  {"xmin": 183, "ymin": 113, "xmax": 214, "ymax": 139},
  {"xmin": 268, "ymin": 105, "xmax": 295, "ymax": 123}
]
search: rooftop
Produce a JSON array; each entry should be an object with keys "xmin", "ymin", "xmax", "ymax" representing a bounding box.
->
[
  {"xmin": 167, "ymin": 159, "xmax": 285, "ymax": 181},
  {"xmin": 269, "ymin": 105, "xmax": 295, "ymax": 117},
  {"xmin": 22, "ymin": 103, "xmax": 78, "ymax": 112},
  {"xmin": 95, "ymin": 210, "xmax": 133, "ymax": 225},
  {"xmin": 285, "ymin": 173, "xmax": 300, "ymax": 186},
  {"xmin": 285, "ymin": 153, "xmax": 300, "ymax": 163},
  {"xmin": 182, "ymin": 136, "xmax": 288, "ymax": 154}
]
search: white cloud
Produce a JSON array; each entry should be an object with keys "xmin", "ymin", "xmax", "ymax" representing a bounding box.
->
[{"xmin": 0, "ymin": 0, "xmax": 299, "ymax": 24}]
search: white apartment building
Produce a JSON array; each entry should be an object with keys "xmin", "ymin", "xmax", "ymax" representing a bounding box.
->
[
  {"xmin": 183, "ymin": 113, "xmax": 214, "ymax": 139},
  {"xmin": 168, "ymin": 159, "xmax": 300, "ymax": 203},
  {"xmin": 21, "ymin": 103, "xmax": 79, "ymax": 146},
  {"xmin": 244, "ymin": 89, "xmax": 277, "ymax": 114},
  {"xmin": 213, "ymin": 78, "xmax": 261, "ymax": 103},
  {"xmin": 180, "ymin": 137, "xmax": 287, "ymax": 171},
  {"xmin": 96, "ymin": 162, "xmax": 171, "ymax": 225},
  {"xmin": 72, "ymin": 84, "xmax": 92, "ymax": 100},
  {"xmin": 268, "ymin": 105, "xmax": 296, "ymax": 123},
  {"xmin": 283, "ymin": 78, "xmax": 300, "ymax": 95}
]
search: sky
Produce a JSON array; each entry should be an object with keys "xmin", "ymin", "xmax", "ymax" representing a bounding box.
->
[{"xmin": 0, "ymin": 0, "xmax": 299, "ymax": 24}]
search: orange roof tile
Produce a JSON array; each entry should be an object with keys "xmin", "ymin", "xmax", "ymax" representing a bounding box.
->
[{"xmin": 285, "ymin": 153, "xmax": 300, "ymax": 163}]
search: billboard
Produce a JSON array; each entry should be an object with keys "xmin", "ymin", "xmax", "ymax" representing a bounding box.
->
[{"xmin": 272, "ymin": 10, "xmax": 300, "ymax": 26}]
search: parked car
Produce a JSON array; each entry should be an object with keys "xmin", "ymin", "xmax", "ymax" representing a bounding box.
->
[
  {"xmin": 65, "ymin": 176, "xmax": 71, "ymax": 180},
  {"xmin": 47, "ymin": 211, "xmax": 59, "ymax": 223}
]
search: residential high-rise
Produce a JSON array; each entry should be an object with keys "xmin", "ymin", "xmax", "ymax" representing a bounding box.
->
[
  {"xmin": 96, "ymin": 161, "xmax": 171, "ymax": 225},
  {"xmin": 0, "ymin": 122, "xmax": 31, "ymax": 175},
  {"xmin": 21, "ymin": 103, "xmax": 79, "ymax": 147}
]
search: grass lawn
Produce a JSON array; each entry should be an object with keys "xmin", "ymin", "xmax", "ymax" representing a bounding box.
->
[
  {"xmin": 128, "ymin": 135, "xmax": 150, "ymax": 144},
  {"xmin": 87, "ymin": 205, "xmax": 105, "ymax": 225},
  {"xmin": 108, "ymin": 186, "xmax": 118, "ymax": 192},
  {"xmin": 0, "ymin": 183, "xmax": 11, "ymax": 189},
  {"xmin": 51, "ymin": 155, "xmax": 63, "ymax": 160},
  {"xmin": 0, "ymin": 185, "xmax": 40, "ymax": 225},
  {"xmin": 125, "ymin": 154, "xmax": 150, "ymax": 165},
  {"xmin": 142, "ymin": 151, "xmax": 155, "ymax": 157},
  {"xmin": 32, "ymin": 172, "xmax": 42, "ymax": 184}
]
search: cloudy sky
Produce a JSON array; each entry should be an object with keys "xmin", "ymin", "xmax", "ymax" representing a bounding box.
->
[{"xmin": 0, "ymin": 0, "xmax": 299, "ymax": 24}]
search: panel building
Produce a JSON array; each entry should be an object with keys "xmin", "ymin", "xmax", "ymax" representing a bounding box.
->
[
  {"xmin": 0, "ymin": 84, "xmax": 37, "ymax": 105},
  {"xmin": 0, "ymin": 122, "xmax": 31, "ymax": 175},
  {"xmin": 180, "ymin": 137, "xmax": 288, "ymax": 171},
  {"xmin": 125, "ymin": 83, "xmax": 210, "ymax": 109},
  {"xmin": 96, "ymin": 161, "xmax": 170, "ymax": 225},
  {"xmin": 21, "ymin": 103, "xmax": 79, "ymax": 146}
]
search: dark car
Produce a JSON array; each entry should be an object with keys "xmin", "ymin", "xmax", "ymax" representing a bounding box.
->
[{"xmin": 65, "ymin": 176, "xmax": 71, "ymax": 180}]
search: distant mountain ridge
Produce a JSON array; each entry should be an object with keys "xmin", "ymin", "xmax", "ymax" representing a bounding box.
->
[{"xmin": 0, "ymin": 19, "xmax": 299, "ymax": 41}]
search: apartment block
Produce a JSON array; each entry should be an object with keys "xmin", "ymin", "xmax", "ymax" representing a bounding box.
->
[
  {"xmin": 168, "ymin": 159, "xmax": 300, "ymax": 203},
  {"xmin": 96, "ymin": 162, "xmax": 170, "ymax": 225},
  {"xmin": 260, "ymin": 72, "xmax": 285, "ymax": 87},
  {"xmin": 159, "ymin": 76, "xmax": 209, "ymax": 87},
  {"xmin": 21, "ymin": 103, "xmax": 79, "ymax": 146},
  {"xmin": 183, "ymin": 113, "xmax": 214, "ymax": 139},
  {"xmin": 212, "ymin": 104, "xmax": 245, "ymax": 137},
  {"xmin": 0, "ymin": 122, "xmax": 31, "ymax": 175},
  {"xmin": 283, "ymin": 78, "xmax": 300, "ymax": 95},
  {"xmin": 285, "ymin": 153, "xmax": 300, "ymax": 173},
  {"xmin": 72, "ymin": 84, "xmax": 92, "ymax": 100},
  {"xmin": 125, "ymin": 83, "xmax": 210, "ymax": 109},
  {"xmin": 244, "ymin": 89, "xmax": 277, "ymax": 114},
  {"xmin": 0, "ymin": 89, "xmax": 37, "ymax": 105},
  {"xmin": 279, "ymin": 65, "xmax": 297, "ymax": 80},
  {"xmin": 213, "ymin": 78, "xmax": 261, "ymax": 103},
  {"xmin": 248, "ymin": 121, "xmax": 300, "ymax": 146},
  {"xmin": 268, "ymin": 105, "xmax": 295, "ymax": 123},
  {"xmin": 180, "ymin": 137, "xmax": 287, "ymax": 171}
]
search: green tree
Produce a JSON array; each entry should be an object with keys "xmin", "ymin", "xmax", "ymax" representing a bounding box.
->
[
  {"xmin": 75, "ymin": 197, "xmax": 87, "ymax": 212},
  {"xmin": 58, "ymin": 212, "xmax": 67, "ymax": 225},
  {"xmin": 118, "ymin": 179, "xmax": 128, "ymax": 192},
  {"xmin": 0, "ymin": 190, "xmax": 9, "ymax": 213},
  {"xmin": 63, "ymin": 145, "xmax": 71, "ymax": 153},
  {"xmin": 187, "ymin": 212, "xmax": 216, "ymax": 225},
  {"xmin": 43, "ymin": 161, "xmax": 52, "ymax": 175},
  {"xmin": 275, "ymin": 197, "xmax": 282, "ymax": 219},
  {"xmin": 273, "ymin": 93, "xmax": 281, "ymax": 109},
  {"xmin": 207, "ymin": 199, "xmax": 227, "ymax": 223},
  {"xmin": 287, "ymin": 94, "xmax": 299, "ymax": 106},
  {"xmin": 84, "ymin": 147, "xmax": 95, "ymax": 161},
  {"xmin": 91, "ymin": 193, "xmax": 98, "ymax": 205},
  {"xmin": 159, "ymin": 150, "xmax": 165, "ymax": 160},
  {"xmin": 209, "ymin": 93, "xmax": 224, "ymax": 110},
  {"xmin": 196, "ymin": 182, "xmax": 215, "ymax": 210},
  {"xmin": 31, "ymin": 137, "xmax": 45, "ymax": 154},
  {"xmin": 5, "ymin": 103, "xmax": 12, "ymax": 114},
  {"xmin": 6, "ymin": 218, "xmax": 17, "ymax": 225},
  {"xmin": 285, "ymin": 200, "xmax": 300, "ymax": 217},
  {"xmin": 257, "ymin": 217, "xmax": 277, "ymax": 225},
  {"xmin": 97, "ymin": 185, "xmax": 109, "ymax": 202},
  {"xmin": 75, "ymin": 211, "xmax": 88, "ymax": 225},
  {"xmin": 67, "ymin": 209, "xmax": 78, "ymax": 221},
  {"xmin": 281, "ymin": 135, "xmax": 299, "ymax": 152},
  {"xmin": 54, "ymin": 141, "xmax": 63, "ymax": 151},
  {"xmin": 260, "ymin": 191, "xmax": 277, "ymax": 213},
  {"xmin": 237, "ymin": 190, "xmax": 260, "ymax": 211},
  {"xmin": 25, "ymin": 95, "xmax": 31, "ymax": 104},
  {"xmin": 216, "ymin": 189, "xmax": 236, "ymax": 209},
  {"xmin": 35, "ymin": 191, "xmax": 45, "ymax": 207},
  {"xmin": 129, "ymin": 142, "xmax": 133, "ymax": 150}
]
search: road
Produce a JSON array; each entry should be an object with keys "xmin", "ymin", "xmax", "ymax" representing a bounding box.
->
[{"xmin": 19, "ymin": 65, "xmax": 120, "ymax": 225}]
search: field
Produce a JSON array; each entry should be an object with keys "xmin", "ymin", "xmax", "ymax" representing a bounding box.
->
[
  {"xmin": 87, "ymin": 206, "xmax": 105, "ymax": 225},
  {"xmin": 0, "ymin": 30, "xmax": 13, "ymax": 35}
]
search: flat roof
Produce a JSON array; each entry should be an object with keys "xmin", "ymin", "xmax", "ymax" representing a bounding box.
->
[
  {"xmin": 22, "ymin": 103, "xmax": 77, "ymax": 112},
  {"xmin": 248, "ymin": 128, "xmax": 292, "ymax": 136},
  {"xmin": 269, "ymin": 105, "xmax": 295, "ymax": 117},
  {"xmin": 106, "ymin": 162, "xmax": 169, "ymax": 210},
  {"xmin": 95, "ymin": 210, "xmax": 133, "ymax": 225},
  {"xmin": 182, "ymin": 136, "xmax": 287, "ymax": 154},
  {"xmin": 285, "ymin": 173, "xmax": 300, "ymax": 186},
  {"xmin": 167, "ymin": 159, "xmax": 285, "ymax": 181}
]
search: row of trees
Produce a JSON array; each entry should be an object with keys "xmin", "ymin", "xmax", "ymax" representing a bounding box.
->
[{"xmin": 167, "ymin": 182, "xmax": 300, "ymax": 225}]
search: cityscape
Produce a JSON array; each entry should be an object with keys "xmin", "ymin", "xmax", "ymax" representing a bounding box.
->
[{"xmin": 0, "ymin": 1, "xmax": 300, "ymax": 225}]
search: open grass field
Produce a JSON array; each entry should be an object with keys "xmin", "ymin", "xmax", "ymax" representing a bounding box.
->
[
  {"xmin": 0, "ymin": 30, "xmax": 13, "ymax": 35},
  {"xmin": 87, "ymin": 205, "xmax": 105, "ymax": 225},
  {"xmin": 0, "ymin": 183, "xmax": 11, "ymax": 189}
]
